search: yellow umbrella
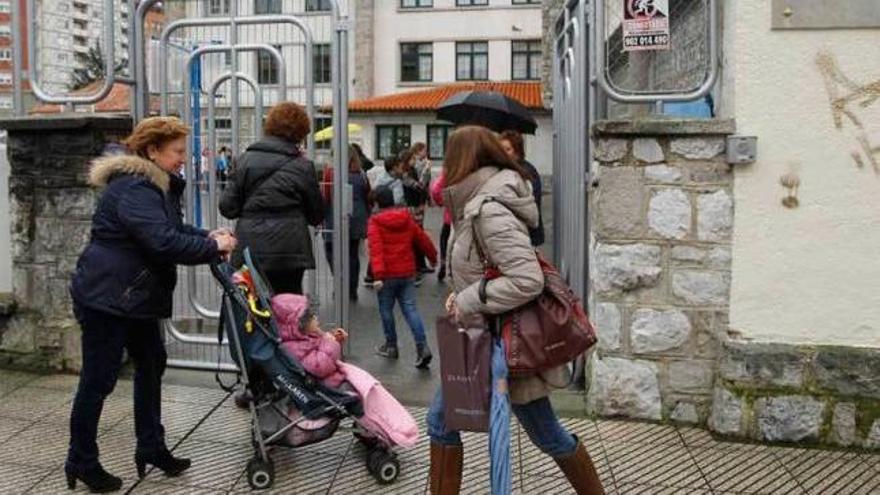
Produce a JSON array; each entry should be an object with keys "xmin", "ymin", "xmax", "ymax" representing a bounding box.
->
[{"xmin": 314, "ymin": 123, "xmax": 363, "ymax": 142}]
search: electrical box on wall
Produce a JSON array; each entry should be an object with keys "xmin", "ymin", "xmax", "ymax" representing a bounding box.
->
[{"xmin": 727, "ymin": 136, "xmax": 758, "ymax": 165}]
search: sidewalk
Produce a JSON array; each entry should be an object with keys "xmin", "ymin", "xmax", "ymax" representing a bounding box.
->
[{"xmin": 1, "ymin": 369, "xmax": 878, "ymax": 494}]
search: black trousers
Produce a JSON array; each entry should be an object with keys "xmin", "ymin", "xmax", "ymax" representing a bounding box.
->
[
  {"xmin": 264, "ymin": 268, "xmax": 307, "ymax": 295},
  {"xmin": 439, "ymin": 223, "xmax": 451, "ymax": 261},
  {"xmin": 324, "ymin": 239, "xmax": 362, "ymax": 296},
  {"xmin": 67, "ymin": 305, "xmax": 167, "ymax": 471}
]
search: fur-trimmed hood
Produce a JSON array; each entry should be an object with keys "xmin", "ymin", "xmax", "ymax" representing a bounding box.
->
[{"xmin": 88, "ymin": 154, "xmax": 170, "ymax": 192}]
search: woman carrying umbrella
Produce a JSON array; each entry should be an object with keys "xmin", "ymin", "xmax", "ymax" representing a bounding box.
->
[{"xmin": 427, "ymin": 126, "xmax": 604, "ymax": 494}]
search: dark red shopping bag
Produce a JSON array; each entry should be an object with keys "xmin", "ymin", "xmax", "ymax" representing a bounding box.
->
[{"xmin": 436, "ymin": 314, "xmax": 492, "ymax": 432}]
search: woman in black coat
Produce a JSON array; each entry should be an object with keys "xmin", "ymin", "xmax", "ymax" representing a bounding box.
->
[
  {"xmin": 220, "ymin": 102, "xmax": 324, "ymax": 294},
  {"xmin": 67, "ymin": 117, "xmax": 237, "ymax": 492}
]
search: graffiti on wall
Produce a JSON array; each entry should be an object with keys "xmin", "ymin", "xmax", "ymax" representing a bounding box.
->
[{"xmin": 816, "ymin": 51, "xmax": 880, "ymax": 175}]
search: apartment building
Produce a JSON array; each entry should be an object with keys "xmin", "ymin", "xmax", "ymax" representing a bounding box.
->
[
  {"xmin": 0, "ymin": 0, "xmax": 16, "ymax": 115},
  {"xmin": 348, "ymin": 0, "xmax": 552, "ymax": 173}
]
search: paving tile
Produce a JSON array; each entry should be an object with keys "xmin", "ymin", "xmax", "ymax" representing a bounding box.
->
[
  {"xmin": 597, "ymin": 420, "xmax": 685, "ymax": 447},
  {"xmin": 0, "ymin": 461, "xmax": 51, "ymax": 494},
  {"xmin": 28, "ymin": 374, "xmax": 82, "ymax": 392},
  {"xmin": 139, "ymin": 438, "xmax": 251, "ymax": 492},
  {"xmin": 604, "ymin": 439, "xmax": 709, "ymax": 490},
  {"xmin": 514, "ymin": 473, "xmax": 576, "ymax": 494},
  {"xmin": 0, "ymin": 387, "xmax": 73, "ymax": 421},
  {"xmin": 677, "ymin": 426, "xmax": 720, "ymax": 448},
  {"xmin": 774, "ymin": 447, "xmax": 880, "ymax": 495},
  {"xmin": 616, "ymin": 482, "xmax": 712, "ymax": 494},
  {"xmin": 0, "ymin": 422, "xmax": 71, "ymax": 469},
  {"xmin": 0, "ymin": 371, "xmax": 39, "ymax": 397},
  {"xmin": 0, "ymin": 417, "xmax": 33, "ymax": 444},
  {"xmin": 128, "ymin": 481, "xmax": 223, "ymax": 494},
  {"xmin": 26, "ymin": 431, "xmax": 143, "ymax": 494},
  {"xmin": 329, "ymin": 444, "xmax": 429, "ymax": 494},
  {"xmin": 693, "ymin": 443, "xmax": 804, "ymax": 494},
  {"xmin": 186, "ymin": 405, "xmax": 252, "ymax": 446},
  {"xmin": 559, "ymin": 416, "xmax": 603, "ymax": 445},
  {"xmin": 229, "ymin": 448, "xmax": 344, "ymax": 494},
  {"xmin": 161, "ymin": 384, "xmax": 230, "ymax": 406}
]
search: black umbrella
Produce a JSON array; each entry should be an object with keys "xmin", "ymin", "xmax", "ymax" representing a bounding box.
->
[{"xmin": 437, "ymin": 90, "xmax": 538, "ymax": 135}]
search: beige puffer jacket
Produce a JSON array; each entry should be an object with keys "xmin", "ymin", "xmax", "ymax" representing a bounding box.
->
[{"xmin": 443, "ymin": 166, "xmax": 569, "ymax": 405}]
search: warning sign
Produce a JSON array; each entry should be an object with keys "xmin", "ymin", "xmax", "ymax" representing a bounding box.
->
[{"xmin": 622, "ymin": 0, "xmax": 670, "ymax": 52}]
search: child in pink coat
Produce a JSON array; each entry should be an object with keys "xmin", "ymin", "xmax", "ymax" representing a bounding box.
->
[
  {"xmin": 273, "ymin": 294, "xmax": 348, "ymax": 389},
  {"xmin": 271, "ymin": 293, "xmax": 420, "ymax": 448}
]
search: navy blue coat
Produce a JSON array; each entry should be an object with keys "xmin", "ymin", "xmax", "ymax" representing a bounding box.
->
[{"xmin": 71, "ymin": 155, "xmax": 219, "ymax": 319}]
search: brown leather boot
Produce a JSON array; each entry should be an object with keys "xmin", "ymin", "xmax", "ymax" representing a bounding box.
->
[
  {"xmin": 554, "ymin": 436, "xmax": 605, "ymax": 495},
  {"xmin": 429, "ymin": 441, "xmax": 463, "ymax": 495}
]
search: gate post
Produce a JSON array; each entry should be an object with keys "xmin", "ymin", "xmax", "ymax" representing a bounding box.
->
[{"xmin": 0, "ymin": 114, "xmax": 133, "ymax": 371}]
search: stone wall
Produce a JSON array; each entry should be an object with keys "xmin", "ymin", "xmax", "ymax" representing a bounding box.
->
[
  {"xmin": 0, "ymin": 114, "xmax": 132, "ymax": 371},
  {"xmin": 587, "ymin": 119, "xmax": 736, "ymax": 425},
  {"xmin": 711, "ymin": 342, "xmax": 880, "ymax": 448},
  {"xmin": 541, "ymin": 0, "xmax": 566, "ymax": 107},
  {"xmin": 353, "ymin": 0, "xmax": 375, "ymax": 100}
]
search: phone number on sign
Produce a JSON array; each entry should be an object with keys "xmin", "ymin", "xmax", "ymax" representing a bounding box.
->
[{"xmin": 624, "ymin": 34, "xmax": 669, "ymax": 47}]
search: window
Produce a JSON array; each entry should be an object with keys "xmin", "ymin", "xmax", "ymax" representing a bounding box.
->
[
  {"xmin": 427, "ymin": 125, "xmax": 452, "ymax": 160},
  {"xmin": 305, "ymin": 0, "xmax": 330, "ymax": 11},
  {"xmin": 512, "ymin": 0, "xmax": 539, "ymax": 4},
  {"xmin": 376, "ymin": 125, "xmax": 411, "ymax": 160},
  {"xmin": 214, "ymin": 118, "xmax": 232, "ymax": 129},
  {"xmin": 0, "ymin": 49, "xmax": 10, "ymax": 61},
  {"xmin": 456, "ymin": 0, "xmax": 488, "ymax": 5},
  {"xmin": 254, "ymin": 0, "xmax": 280, "ymax": 14},
  {"xmin": 0, "ymin": 2, "xmax": 10, "ymax": 13},
  {"xmin": 0, "ymin": 25, "xmax": 11, "ymax": 37},
  {"xmin": 206, "ymin": 0, "xmax": 230, "ymax": 16},
  {"xmin": 400, "ymin": 43, "xmax": 432, "ymax": 82},
  {"xmin": 0, "ymin": 96, "xmax": 13, "ymax": 109},
  {"xmin": 257, "ymin": 45, "xmax": 281, "ymax": 85},
  {"xmin": 224, "ymin": 51, "xmax": 233, "ymax": 66},
  {"xmin": 512, "ymin": 40, "xmax": 541, "ymax": 80},
  {"xmin": 314, "ymin": 116, "xmax": 331, "ymax": 150},
  {"xmin": 456, "ymin": 41, "xmax": 488, "ymax": 80},
  {"xmin": 313, "ymin": 44, "xmax": 331, "ymax": 84},
  {"xmin": 0, "ymin": 72, "xmax": 12, "ymax": 85},
  {"xmin": 401, "ymin": 0, "xmax": 432, "ymax": 7}
]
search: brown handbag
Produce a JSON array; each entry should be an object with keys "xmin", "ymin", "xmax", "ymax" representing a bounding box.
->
[{"xmin": 473, "ymin": 200, "xmax": 597, "ymax": 378}]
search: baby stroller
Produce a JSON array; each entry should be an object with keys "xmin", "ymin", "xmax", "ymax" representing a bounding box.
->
[{"xmin": 210, "ymin": 248, "xmax": 403, "ymax": 490}]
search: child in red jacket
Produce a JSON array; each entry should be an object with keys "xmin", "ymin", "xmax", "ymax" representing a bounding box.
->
[{"xmin": 367, "ymin": 185, "xmax": 438, "ymax": 368}]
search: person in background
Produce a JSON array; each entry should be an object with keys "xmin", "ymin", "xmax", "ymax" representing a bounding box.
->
[
  {"xmin": 499, "ymin": 130, "xmax": 545, "ymax": 248},
  {"xmin": 351, "ymin": 142, "xmax": 374, "ymax": 172},
  {"xmin": 428, "ymin": 126, "xmax": 603, "ymax": 495},
  {"xmin": 322, "ymin": 145, "xmax": 372, "ymax": 301},
  {"xmin": 216, "ymin": 146, "xmax": 230, "ymax": 190},
  {"xmin": 367, "ymin": 185, "xmax": 437, "ymax": 368},
  {"xmin": 67, "ymin": 117, "xmax": 237, "ymax": 492},
  {"xmin": 400, "ymin": 147, "xmax": 432, "ymax": 282},
  {"xmin": 220, "ymin": 102, "xmax": 324, "ymax": 294},
  {"xmin": 429, "ymin": 171, "xmax": 451, "ymax": 282}
]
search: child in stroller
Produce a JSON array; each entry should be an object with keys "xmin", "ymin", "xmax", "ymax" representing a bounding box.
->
[{"xmin": 213, "ymin": 250, "xmax": 418, "ymax": 490}]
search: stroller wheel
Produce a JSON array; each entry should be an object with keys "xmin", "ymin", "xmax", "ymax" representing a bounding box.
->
[
  {"xmin": 354, "ymin": 432, "xmax": 378, "ymax": 449},
  {"xmin": 368, "ymin": 451, "xmax": 400, "ymax": 485},
  {"xmin": 246, "ymin": 457, "xmax": 275, "ymax": 490}
]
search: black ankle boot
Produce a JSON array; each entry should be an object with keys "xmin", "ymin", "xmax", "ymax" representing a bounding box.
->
[
  {"xmin": 65, "ymin": 464, "xmax": 122, "ymax": 493},
  {"xmin": 135, "ymin": 447, "xmax": 191, "ymax": 478}
]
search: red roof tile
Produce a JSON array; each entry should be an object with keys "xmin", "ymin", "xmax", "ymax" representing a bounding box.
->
[
  {"xmin": 31, "ymin": 80, "xmax": 159, "ymax": 114},
  {"xmin": 348, "ymin": 82, "xmax": 544, "ymax": 113}
]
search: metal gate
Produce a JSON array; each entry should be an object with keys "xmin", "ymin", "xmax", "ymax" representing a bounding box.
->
[{"xmin": 10, "ymin": 0, "xmax": 353, "ymax": 372}]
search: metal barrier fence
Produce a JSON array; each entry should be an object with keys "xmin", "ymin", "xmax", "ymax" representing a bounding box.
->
[{"xmin": 10, "ymin": 0, "xmax": 353, "ymax": 372}]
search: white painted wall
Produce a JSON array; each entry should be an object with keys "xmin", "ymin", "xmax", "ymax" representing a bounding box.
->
[
  {"xmin": 349, "ymin": 112, "xmax": 553, "ymax": 175},
  {"xmin": 372, "ymin": 0, "xmax": 543, "ymax": 96},
  {"xmin": 724, "ymin": 2, "xmax": 880, "ymax": 347}
]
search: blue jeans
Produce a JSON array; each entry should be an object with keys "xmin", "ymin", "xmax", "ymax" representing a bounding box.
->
[
  {"xmin": 376, "ymin": 277, "xmax": 427, "ymax": 346},
  {"xmin": 427, "ymin": 388, "xmax": 578, "ymax": 458},
  {"xmin": 67, "ymin": 305, "xmax": 167, "ymax": 471}
]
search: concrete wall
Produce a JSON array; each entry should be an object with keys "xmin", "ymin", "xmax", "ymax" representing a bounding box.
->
[
  {"xmin": 0, "ymin": 144, "xmax": 10, "ymax": 291},
  {"xmin": 371, "ymin": 0, "xmax": 543, "ymax": 97},
  {"xmin": 349, "ymin": 112, "xmax": 554, "ymax": 174},
  {"xmin": 722, "ymin": 2, "xmax": 880, "ymax": 347}
]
